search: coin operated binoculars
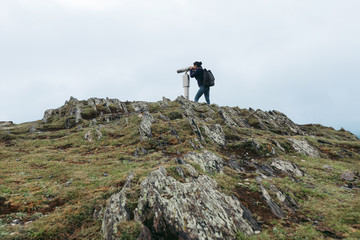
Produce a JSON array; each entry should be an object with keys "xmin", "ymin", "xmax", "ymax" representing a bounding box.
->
[{"xmin": 177, "ymin": 67, "xmax": 191, "ymax": 100}]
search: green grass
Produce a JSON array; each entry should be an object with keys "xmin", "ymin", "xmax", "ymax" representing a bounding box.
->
[{"xmin": 1, "ymin": 99, "xmax": 360, "ymax": 239}]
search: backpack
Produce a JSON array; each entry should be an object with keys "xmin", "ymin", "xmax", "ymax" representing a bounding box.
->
[{"xmin": 203, "ymin": 69, "xmax": 215, "ymax": 87}]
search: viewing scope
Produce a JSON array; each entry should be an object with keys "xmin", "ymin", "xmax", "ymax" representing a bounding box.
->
[
  {"xmin": 176, "ymin": 67, "xmax": 191, "ymax": 100},
  {"xmin": 176, "ymin": 67, "xmax": 191, "ymax": 74}
]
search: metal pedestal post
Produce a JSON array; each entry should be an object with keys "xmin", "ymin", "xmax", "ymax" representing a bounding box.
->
[{"xmin": 182, "ymin": 73, "xmax": 190, "ymax": 100}]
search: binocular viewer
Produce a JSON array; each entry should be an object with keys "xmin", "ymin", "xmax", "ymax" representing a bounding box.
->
[
  {"xmin": 176, "ymin": 67, "xmax": 191, "ymax": 100},
  {"xmin": 176, "ymin": 67, "xmax": 192, "ymax": 74}
]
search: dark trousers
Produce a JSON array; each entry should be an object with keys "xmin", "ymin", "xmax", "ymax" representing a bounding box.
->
[{"xmin": 194, "ymin": 85, "xmax": 210, "ymax": 104}]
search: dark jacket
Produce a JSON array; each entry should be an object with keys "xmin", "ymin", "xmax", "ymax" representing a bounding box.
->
[{"xmin": 190, "ymin": 67, "xmax": 204, "ymax": 87}]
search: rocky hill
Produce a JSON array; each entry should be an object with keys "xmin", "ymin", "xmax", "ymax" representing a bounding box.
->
[{"xmin": 0, "ymin": 96, "xmax": 359, "ymax": 240}]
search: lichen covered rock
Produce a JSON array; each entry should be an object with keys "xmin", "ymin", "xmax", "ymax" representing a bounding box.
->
[
  {"xmin": 102, "ymin": 173, "xmax": 134, "ymax": 240},
  {"xmin": 340, "ymin": 171, "xmax": 355, "ymax": 181},
  {"xmin": 184, "ymin": 150, "xmax": 224, "ymax": 173},
  {"xmin": 139, "ymin": 113, "xmax": 154, "ymax": 140},
  {"xmin": 288, "ymin": 138, "xmax": 320, "ymax": 158},
  {"xmin": 203, "ymin": 124, "xmax": 226, "ymax": 146},
  {"xmin": 135, "ymin": 167, "xmax": 260, "ymax": 239},
  {"xmin": 271, "ymin": 159, "xmax": 305, "ymax": 178},
  {"xmin": 219, "ymin": 109, "xmax": 239, "ymax": 128},
  {"xmin": 131, "ymin": 101, "xmax": 149, "ymax": 113},
  {"xmin": 246, "ymin": 109, "xmax": 303, "ymax": 134}
]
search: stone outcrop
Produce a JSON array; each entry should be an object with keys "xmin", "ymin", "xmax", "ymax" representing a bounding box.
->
[
  {"xmin": 227, "ymin": 157, "xmax": 304, "ymax": 181},
  {"xmin": 203, "ymin": 124, "xmax": 226, "ymax": 146},
  {"xmin": 184, "ymin": 150, "xmax": 224, "ymax": 173},
  {"xmin": 102, "ymin": 165, "xmax": 262, "ymax": 240},
  {"xmin": 270, "ymin": 185, "xmax": 298, "ymax": 213},
  {"xmin": 102, "ymin": 172, "xmax": 134, "ymax": 240},
  {"xmin": 0, "ymin": 121, "xmax": 13, "ymax": 126},
  {"xmin": 188, "ymin": 117, "xmax": 203, "ymax": 140},
  {"xmin": 219, "ymin": 109, "xmax": 239, "ymax": 128},
  {"xmin": 256, "ymin": 177, "xmax": 285, "ymax": 218},
  {"xmin": 87, "ymin": 97, "xmax": 128, "ymax": 114},
  {"xmin": 288, "ymin": 138, "xmax": 320, "ymax": 158},
  {"xmin": 250, "ymin": 109, "xmax": 303, "ymax": 134},
  {"xmin": 134, "ymin": 167, "xmax": 260, "ymax": 239},
  {"xmin": 42, "ymin": 96, "xmax": 128, "ymax": 126},
  {"xmin": 43, "ymin": 97, "xmax": 84, "ymax": 124},
  {"xmin": 340, "ymin": 171, "xmax": 355, "ymax": 181},
  {"xmin": 42, "ymin": 109, "xmax": 54, "ymax": 124},
  {"xmin": 253, "ymin": 159, "xmax": 302, "ymax": 219},
  {"xmin": 189, "ymin": 138, "xmax": 204, "ymax": 150},
  {"xmin": 255, "ymin": 175, "xmax": 299, "ymax": 219},
  {"xmin": 84, "ymin": 127, "xmax": 103, "ymax": 142},
  {"xmin": 271, "ymin": 159, "xmax": 305, "ymax": 178},
  {"xmin": 131, "ymin": 102, "xmax": 149, "ymax": 113},
  {"xmin": 157, "ymin": 97, "xmax": 170, "ymax": 109},
  {"xmin": 139, "ymin": 113, "xmax": 154, "ymax": 140},
  {"xmin": 74, "ymin": 107, "xmax": 82, "ymax": 123},
  {"xmin": 3, "ymin": 96, "xmax": 360, "ymax": 239}
]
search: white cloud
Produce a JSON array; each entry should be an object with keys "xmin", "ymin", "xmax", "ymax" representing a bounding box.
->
[{"xmin": 0, "ymin": 0, "xmax": 359, "ymax": 134}]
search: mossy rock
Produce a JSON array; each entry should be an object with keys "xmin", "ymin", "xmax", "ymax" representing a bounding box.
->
[
  {"xmin": 64, "ymin": 117, "xmax": 78, "ymax": 129},
  {"xmin": 96, "ymin": 104, "xmax": 111, "ymax": 113},
  {"xmin": 42, "ymin": 117, "xmax": 78, "ymax": 130},
  {"xmin": 166, "ymin": 111, "xmax": 183, "ymax": 120},
  {"xmin": 45, "ymin": 115, "xmax": 59, "ymax": 124},
  {"xmin": 276, "ymin": 139, "xmax": 292, "ymax": 153},
  {"xmin": 227, "ymin": 140, "xmax": 272, "ymax": 158},
  {"xmin": 247, "ymin": 116, "xmax": 261, "ymax": 128},
  {"xmin": 149, "ymin": 103, "xmax": 161, "ymax": 113},
  {"xmin": 126, "ymin": 104, "xmax": 135, "ymax": 113},
  {"xmin": 81, "ymin": 108, "xmax": 97, "ymax": 120},
  {"xmin": 108, "ymin": 104, "xmax": 120, "ymax": 113}
]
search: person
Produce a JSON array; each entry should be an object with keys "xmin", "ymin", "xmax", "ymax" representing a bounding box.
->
[{"xmin": 189, "ymin": 61, "xmax": 210, "ymax": 104}]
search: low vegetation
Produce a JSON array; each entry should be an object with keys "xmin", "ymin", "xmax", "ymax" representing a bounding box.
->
[{"xmin": 0, "ymin": 97, "xmax": 359, "ymax": 239}]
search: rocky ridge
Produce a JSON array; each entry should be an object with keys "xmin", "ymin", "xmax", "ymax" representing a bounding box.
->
[{"xmin": 0, "ymin": 96, "xmax": 359, "ymax": 240}]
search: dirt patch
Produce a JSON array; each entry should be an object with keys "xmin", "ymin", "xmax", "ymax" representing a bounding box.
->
[
  {"xmin": 54, "ymin": 143, "xmax": 73, "ymax": 150},
  {"xmin": 40, "ymin": 198, "xmax": 66, "ymax": 214},
  {"xmin": 240, "ymin": 161, "xmax": 258, "ymax": 172},
  {"xmin": 0, "ymin": 139, "xmax": 15, "ymax": 147},
  {"xmin": 0, "ymin": 197, "xmax": 19, "ymax": 215},
  {"xmin": 107, "ymin": 132, "xmax": 126, "ymax": 139},
  {"xmin": 235, "ymin": 186, "xmax": 306, "ymax": 233},
  {"xmin": 315, "ymin": 225, "xmax": 346, "ymax": 239},
  {"xmin": 115, "ymin": 179, "xmax": 127, "ymax": 188},
  {"xmin": 234, "ymin": 186, "xmax": 276, "ymax": 226},
  {"xmin": 319, "ymin": 146, "xmax": 356, "ymax": 160},
  {"xmin": 338, "ymin": 144, "xmax": 360, "ymax": 154}
]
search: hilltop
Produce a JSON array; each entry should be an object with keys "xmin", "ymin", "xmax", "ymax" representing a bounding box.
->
[{"xmin": 0, "ymin": 96, "xmax": 359, "ymax": 239}]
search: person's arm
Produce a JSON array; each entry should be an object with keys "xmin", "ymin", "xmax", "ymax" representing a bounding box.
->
[{"xmin": 190, "ymin": 68, "xmax": 200, "ymax": 78}]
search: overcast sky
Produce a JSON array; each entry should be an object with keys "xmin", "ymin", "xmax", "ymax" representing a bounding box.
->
[{"xmin": 1, "ymin": 0, "xmax": 359, "ymax": 135}]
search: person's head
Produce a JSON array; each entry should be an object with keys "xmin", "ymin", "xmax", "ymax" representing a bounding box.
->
[{"xmin": 193, "ymin": 61, "xmax": 202, "ymax": 68}]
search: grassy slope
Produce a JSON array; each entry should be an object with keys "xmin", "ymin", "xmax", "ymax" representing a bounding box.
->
[{"xmin": 0, "ymin": 100, "xmax": 359, "ymax": 239}]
